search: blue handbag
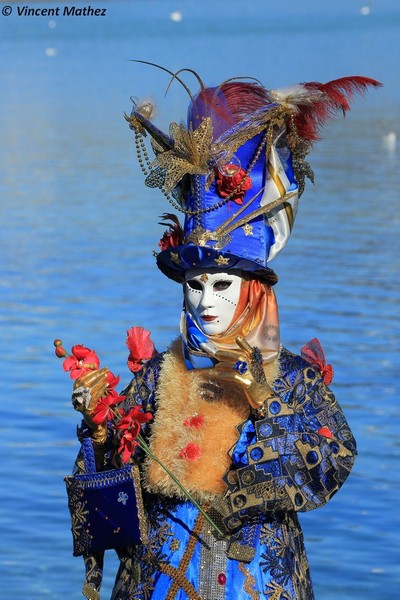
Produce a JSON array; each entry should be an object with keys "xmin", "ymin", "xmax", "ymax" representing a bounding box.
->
[{"xmin": 65, "ymin": 437, "xmax": 147, "ymax": 556}]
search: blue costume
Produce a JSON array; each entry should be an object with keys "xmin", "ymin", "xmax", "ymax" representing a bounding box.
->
[
  {"xmin": 105, "ymin": 342, "xmax": 355, "ymax": 599},
  {"xmin": 68, "ymin": 68, "xmax": 379, "ymax": 599}
]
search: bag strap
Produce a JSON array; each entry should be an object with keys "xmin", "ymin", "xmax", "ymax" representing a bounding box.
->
[{"xmin": 81, "ymin": 437, "xmax": 97, "ymax": 473}]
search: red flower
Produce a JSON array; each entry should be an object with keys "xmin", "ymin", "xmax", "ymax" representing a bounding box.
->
[
  {"xmin": 184, "ymin": 415, "xmax": 204, "ymax": 429},
  {"xmin": 91, "ymin": 389, "xmax": 126, "ymax": 425},
  {"xmin": 116, "ymin": 406, "xmax": 153, "ymax": 437},
  {"xmin": 63, "ymin": 344, "xmax": 100, "ymax": 380},
  {"xmin": 158, "ymin": 213, "xmax": 184, "ymax": 251},
  {"xmin": 216, "ymin": 166, "xmax": 252, "ymax": 205},
  {"xmin": 118, "ymin": 431, "xmax": 140, "ymax": 464},
  {"xmin": 116, "ymin": 406, "xmax": 153, "ymax": 463},
  {"xmin": 126, "ymin": 326, "xmax": 157, "ymax": 373},
  {"xmin": 105, "ymin": 370, "xmax": 120, "ymax": 389},
  {"xmin": 180, "ymin": 443, "xmax": 201, "ymax": 461},
  {"xmin": 301, "ymin": 338, "xmax": 334, "ymax": 385}
]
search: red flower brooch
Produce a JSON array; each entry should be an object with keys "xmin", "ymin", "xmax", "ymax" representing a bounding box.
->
[{"xmin": 216, "ymin": 165, "xmax": 252, "ymax": 205}]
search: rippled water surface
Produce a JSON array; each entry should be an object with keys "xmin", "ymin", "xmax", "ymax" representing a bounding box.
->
[{"xmin": 1, "ymin": 1, "xmax": 399, "ymax": 598}]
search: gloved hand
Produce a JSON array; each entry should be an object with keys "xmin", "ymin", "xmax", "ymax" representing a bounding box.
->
[
  {"xmin": 212, "ymin": 337, "xmax": 277, "ymax": 412},
  {"xmin": 72, "ymin": 367, "xmax": 109, "ymax": 444}
]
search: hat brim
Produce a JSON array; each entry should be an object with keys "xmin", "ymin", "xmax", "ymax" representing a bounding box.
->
[{"xmin": 156, "ymin": 244, "xmax": 278, "ymax": 285}]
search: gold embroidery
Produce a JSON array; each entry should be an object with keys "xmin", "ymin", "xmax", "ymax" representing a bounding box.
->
[
  {"xmin": 228, "ymin": 541, "xmax": 256, "ymax": 563},
  {"xmin": 157, "ymin": 512, "xmax": 205, "ymax": 600},
  {"xmin": 238, "ymin": 562, "xmax": 260, "ymax": 600},
  {"xmin": 170, "ymin": 539, "xmax": 180, "ymax": 552},
  {"xmin": 265, "ymin": 581, "xmax": 285, "ymax": 600},
  {"xmin": 131, "ymin": 465, "xmax": 148, "ymax": 544}
]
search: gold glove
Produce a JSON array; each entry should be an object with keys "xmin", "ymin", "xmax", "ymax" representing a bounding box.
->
[
  {"xmin": 214, "ymin": 337, "xmax": 277, "ymax": 412},
  {"xmin": 72, "ymin": 367, "xmax": 109, "ymax": 444}
]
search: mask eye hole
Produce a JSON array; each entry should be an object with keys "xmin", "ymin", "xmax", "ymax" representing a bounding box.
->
[
  {"xmin": 186, "ymin": 279, "xmax": 202, "ymax": 291},
  {"xmin": 213, "ymin": 280, "xmax": 232, "ymax": 292}
]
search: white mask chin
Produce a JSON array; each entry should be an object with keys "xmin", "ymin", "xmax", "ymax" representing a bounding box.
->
[{"xmin": 184, "ymin": 269, "xmax": 242, "ymax": 336}]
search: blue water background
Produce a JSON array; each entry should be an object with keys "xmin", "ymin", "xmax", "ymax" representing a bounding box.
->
[{"xmin": 0, "ymin": 0, "xmax": 399, "ymax": 597}]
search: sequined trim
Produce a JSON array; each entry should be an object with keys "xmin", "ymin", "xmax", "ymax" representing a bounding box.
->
[
  {"xmin": 227, "ymin": 540, "xmax": 256, "ymax": 563},
  {"xmin": 199, "ymin": 526, "xmax": 228, "ymax": 600}
]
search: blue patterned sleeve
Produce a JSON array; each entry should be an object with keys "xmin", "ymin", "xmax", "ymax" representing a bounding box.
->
[
  {"xmin": 219, "ymin": 348, "xmax": 356, "ymax": 530},
  {"xmin": 120, "ymin": 352, "xmax": 164, "ymax": 436}
]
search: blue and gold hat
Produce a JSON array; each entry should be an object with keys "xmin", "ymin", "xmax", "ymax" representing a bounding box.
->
[{"xmin": 126, "ymin": 69, "xmax": 380, "ymax": 283}]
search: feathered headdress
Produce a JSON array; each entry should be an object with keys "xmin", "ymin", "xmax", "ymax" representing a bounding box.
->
[
  {"xmin": 126, "ymin": 65, "xmax": 381, "ymax": 283},
  {"xmin": 270, "ymin": 76, "xmax": 380, "ymax": 141}
]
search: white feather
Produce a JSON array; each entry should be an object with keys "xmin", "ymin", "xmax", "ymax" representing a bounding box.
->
[{"xmin": 269, "ymin": 85, "xmax": 326, "ymax": 109}]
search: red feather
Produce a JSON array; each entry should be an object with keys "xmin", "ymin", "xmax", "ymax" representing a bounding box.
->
[
  {"xmin": 187, "ymin": 82, "xmax": 269, "ymax": 137},
  {"xmin": 220, "ymin": 82, "xmax": 269, "ymax": 122},
  {"xmin": 294, "ymin": 76, "xmax": 382, "ymax": 141}
]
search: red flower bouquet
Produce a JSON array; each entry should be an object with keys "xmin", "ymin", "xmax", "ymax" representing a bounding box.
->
[
  {"xmin": 53, "ymin": 333, "xmax": 153, "ymax": 465},
  {"xmin": 54, "ymin": 328, "xmax": 224, "ymax": 537}
]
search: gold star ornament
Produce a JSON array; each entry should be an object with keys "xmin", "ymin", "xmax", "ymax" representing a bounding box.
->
[
  {"xmin": 242, "ymin": 224, "xmax": 253, "ymax": 236},
  {"xmin": 214, "ymin": 255, "xmax": 230, "ymax": 267}
]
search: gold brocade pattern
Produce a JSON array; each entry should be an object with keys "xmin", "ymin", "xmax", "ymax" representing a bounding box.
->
[{"xmin": 104, "ymin": 344, "xmax": 355, "ymax": 600}]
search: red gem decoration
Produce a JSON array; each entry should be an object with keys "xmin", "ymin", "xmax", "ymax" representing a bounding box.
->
[{"xmin": 217, "ymin": 573, "xmax": 227, "ymax": 585}]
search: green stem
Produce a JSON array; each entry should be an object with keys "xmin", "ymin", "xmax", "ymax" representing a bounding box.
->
[
  {"xmin": 103, "ymin": 405, "xmax": 226, "ymax": 538},
  {"xmin": 137, "ymin": 434, "xmax": 226, "ymax": 539}
]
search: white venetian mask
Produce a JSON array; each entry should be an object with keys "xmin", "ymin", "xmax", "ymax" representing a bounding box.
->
[{"xmin": 184, "ymin": 269, "xmax": 243, "ymax": 336}]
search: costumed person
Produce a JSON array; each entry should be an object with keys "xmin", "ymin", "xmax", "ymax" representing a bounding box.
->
[{"xmin": 63, "ymin": 67, "xmax": 381, "ymax": 600}]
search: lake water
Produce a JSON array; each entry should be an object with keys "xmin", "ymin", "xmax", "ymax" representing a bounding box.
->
[{"xmin": 0, "ymin": 0, "xmax": 399, "ymax": 598}]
